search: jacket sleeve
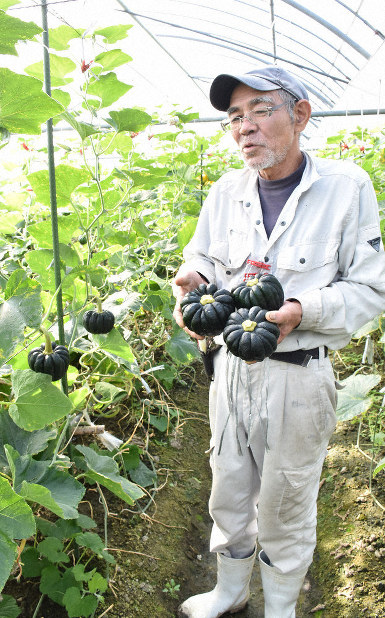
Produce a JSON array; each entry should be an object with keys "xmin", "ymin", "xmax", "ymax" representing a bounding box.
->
[{"xmin": 296, "ymin": 176, "xmax": 385, "ymax": 336}]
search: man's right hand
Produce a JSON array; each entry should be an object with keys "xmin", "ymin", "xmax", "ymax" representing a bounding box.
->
[{"xmin": 172, "ymin": 271, "xmax": 207, "ymax": 340}]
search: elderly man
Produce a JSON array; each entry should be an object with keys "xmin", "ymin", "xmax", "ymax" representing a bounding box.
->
[{"xmin": 173, "ymin": 65, "xmax": 385, "ymax": 617}]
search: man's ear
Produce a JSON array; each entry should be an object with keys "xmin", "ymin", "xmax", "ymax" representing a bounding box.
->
[{"xmin": 294, "ymin": 99, "xmax": 312, "ymax": 132}]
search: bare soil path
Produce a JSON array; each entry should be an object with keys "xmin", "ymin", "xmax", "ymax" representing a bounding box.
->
[{"xmin": 101, "ymin": 365, "xmax": 385, "ymax": 618}]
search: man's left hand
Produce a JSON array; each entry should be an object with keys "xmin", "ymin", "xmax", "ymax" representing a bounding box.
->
[{"xmin": 265, "ymin": 300, "xmax": 302, "ymax": 344}]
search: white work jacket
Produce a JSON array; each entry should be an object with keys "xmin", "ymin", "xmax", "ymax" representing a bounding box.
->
[{"xmin": 182, "ymin": 152, "xmax": 385, "ymax": 352}]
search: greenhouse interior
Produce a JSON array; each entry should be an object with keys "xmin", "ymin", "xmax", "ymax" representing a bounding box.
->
[{"xmin": 1, "ymin": 1, "xmax": 385, "ymax": 617}]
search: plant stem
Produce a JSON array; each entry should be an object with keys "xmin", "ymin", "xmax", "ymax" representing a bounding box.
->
[
  {"xmin": 32, "ymin": 594, "xmax": 45, "ymax": 618},
  {"xmin": 40, "ymin": 327, "xmax": 53, "ymax": 354},
  {"xmin": 96, "ymin": 483, "xmax": 110, "ymax": 581}
]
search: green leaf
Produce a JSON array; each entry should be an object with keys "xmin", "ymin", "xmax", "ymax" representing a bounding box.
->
[
  {"xmin": 76, "ymin": 444, "xmax": 144, "ymax": 505},
  {"xmin": 71, "ymin": 564, "xmax": 95, "ymax": 582},
  {"xmin": 27, "ymin": 165, "xmax": 89, "ymax": 208},
  {"xmin": 0, "ymin": 1, "xmax": 21, "ymax": 10},
  {"xmin": 9, "ymin": 370, "xmax": 73, "ymax": 431},
  {"xmin": 0, "ymin": 69, "xmax": 64, "ymax": 134},
  {"xmin": 37, "ymin": 537, "xmax": 69, "ymax": 564},
  {"xmin": 93, "ymin": 329, "xmax": 139, "ymax": 373},
  {"xmin": 148, "ymin": 413, "xmax": 168, "ymax": 432},
  {"xmin": 24, "ymin": 249, "xmax": 58, "ymax": 292},
  {"xmin": 105, "ymin": 108, "xmax": 152, "ymax": 133},
  {"xmin": 0, "ymin": 10, "xmax": 41, "ymax": 55},
  {"xmin": 0, "ymin": 475, "xmax": 35, "ymax": 540},
  {"xmin": 0, "ymin": 409, "xmax": 56, "ymax": 468},
  {"xmin": 131, "ymin": 218, "xmax": 150, "ymax": 238},
  {"xmin": 121, "ymin": 444, "xmax": 140, "ymax": 471},
  {"xmin": 19, "ymin": 546, "xmax": 50, "ymax": 577},
  {"xmin": 336, "ymin": 373, "xmax": 381, "ymax": 421},
  {"xmin": 373, "ymin": 456, "xmax": 385, "ymax": 477},
  {"xmin": 94, "ymin": 381, "xmax": 126, "ymax": 404},
  {"xmin": 0, "ymin": 594, "xmax": 21, "ymax": 617},
  {"xmin": 177, "ymin": 217, "xmax": 197, "ymax": 249},
  {"xmin": 103, "ymin": 290, "xmax": 141, "ymax": 323},
  {"xmin": 51, "ymin": 89, "xmax": 71, "ymax": 108},
  {"xmin": 86, "ymin": 72, "xmax": 132, "ymax": 108},
  {"xmin": 40, "ymin": 565, "xmax": 80, "ymax": 605},
  {"xmin": 165, "ymin": 329, "xmax": 200, "ymax": 364},
  {"xmin": 0, "ymin": 211, "xmax": 23, "ymax": 234},
  {"xmin": 60, "ymin": 111, "xmax": 100, "ymax": 141},
  {"xmin": 0, "ymin": 532, "xmax": 17, "ymax": 595},
  {"xmin": 63, "ymin": 587, "xmax": 98, "ymax": 618},
  {"xmin": 48, "ymin": 25, "xmax": 85, "ymax": 51},
  {"xmin": 25, "ymin": 54, "xmax": 76, "ymax": 87},
  {"xmin": 6, "ymin": 446, "xmax": 85, "ymax": 519},
  {"xmin": 75, "ymin": 513, "xmax": 97, "ymax": 530},
  {"xmin": 36, "ymin": 517, "xmax": 82, "ymax": 540},
  {"xmin": 88, "ymin": 571, "xmax": 108, "ymax": 593},
  {"xmin": 94, "ymin": 49, "xmax": 132, "ymax": 71},
  {"xmin": 74, "ymin": 531, "xmax": 115, "ymax": 563},
  {"xmin": 0, "ymin": 270, "xmax": 42, "ymax": 366},
  {"xmin": 68, "ymin": 385, "xmax": 90, "ymax": 410},
  {"xmin": 129, "ymin": 460, "xmax": 157, "ymax": 488},
  {"xmin": 94, "ymin": 24, "xmax": 133, "ymax": 44},
  {"xmin": 175, "ymin": 110, "xmax": 200, "ymax": 123}
]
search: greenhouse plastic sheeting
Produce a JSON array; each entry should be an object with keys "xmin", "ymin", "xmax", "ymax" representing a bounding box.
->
[
  {"xmin": 6, "ymin": 0, "xmax": 385, "ymax": 126},
  {"xmin": 113, "ymin": 0, "xmax": 385, "ymax": 112}
]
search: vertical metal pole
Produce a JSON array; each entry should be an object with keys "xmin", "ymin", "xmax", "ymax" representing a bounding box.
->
[
  {"xmin": 41, "ymin": 0, "xmax": 68, "ymax": 393},
  {"xmin": 270, "ymin": 0, "xmax": 277, "ymax": 62},
  {"xmin": 200, "ymin": 144, "xmax": 203, "ymax": 208}
]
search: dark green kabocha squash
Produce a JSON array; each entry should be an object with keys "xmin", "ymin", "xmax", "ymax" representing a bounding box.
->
[
  {"xmin": 83, "ymin": 299, "xmax": 115, "ymax": 334},
  {"xmin": 231, "ymin": 273, "xmax": 284, "ymax": 310},
  {"xmin": 28, "ymin": 329, "xmax": 70, "ymax": 382},
  {"xmin": 180, "ymin": 283, "xmax": 235, "ymax": 337},
  {"xmin": 223, "ymin": 306, "xmax": 280, "ymax": 362}
]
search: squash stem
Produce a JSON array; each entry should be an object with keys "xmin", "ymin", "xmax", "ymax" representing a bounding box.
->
[
  {"xmin": 40, "ymin": 327, "xmax": 53, "ymax": 354},
  {"xmin": 96, "ymin": 297, "xmax": 103, "ymax": 313}
]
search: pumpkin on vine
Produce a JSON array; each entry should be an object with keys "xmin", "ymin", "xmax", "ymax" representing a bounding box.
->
[
  {"xmin": 28, "ymin": 328, "xmax": 70, "ymax": 382},
  {"xmin": 83, "ymin": 298, "xmax": 115, "ymax": 334}
]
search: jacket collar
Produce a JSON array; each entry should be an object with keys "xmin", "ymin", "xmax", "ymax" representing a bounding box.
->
[{"xmin": 225, "ymin": 152, "xmax": 321, "ymax": 203}]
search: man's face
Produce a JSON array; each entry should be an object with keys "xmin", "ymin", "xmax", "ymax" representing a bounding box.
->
[{"xmin": 228, "ymin": 83, "xmax": 299, "ymax": 179}]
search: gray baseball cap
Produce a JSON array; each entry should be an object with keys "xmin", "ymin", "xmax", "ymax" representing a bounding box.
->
[{"xmin": 210, "ymin": 65, "xmax": 309, "ymax": 111}]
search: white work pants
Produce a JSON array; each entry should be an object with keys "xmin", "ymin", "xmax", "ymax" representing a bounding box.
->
[{"xmin": 208, "ymin": 347, "xmax": 337, "ymax": 575}]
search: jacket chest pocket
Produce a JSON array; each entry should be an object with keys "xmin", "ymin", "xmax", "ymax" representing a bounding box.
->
[
  {"xmin": 208, "ymin": 229, "xmax": 251, "ymax": 270},
  {"xmin": 277, "ymin": 241, "xmax": 339, "ymax": 272},
  {"xmin": 276, "ymin": 241, "xmax": 339, "ymax": 296}
]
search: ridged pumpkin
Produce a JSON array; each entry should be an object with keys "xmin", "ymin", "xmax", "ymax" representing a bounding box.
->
[
  {"xmin": 28, "ymin": 331, "xmax": 70, "ymax": 382},
  {"xmin": 83, "ymin": 309, "xmax": 115, "ymax": 334},
  {"xmin": 223, "ymin": 306, "xmax": 280, "ymax": 362},
  {"xmin": 231, "ymin": 273, "xmax": 284, "ymax": 310},
  {"xmin": 180, "ymin": 283, "xmax": 235, "ymax": 337}
]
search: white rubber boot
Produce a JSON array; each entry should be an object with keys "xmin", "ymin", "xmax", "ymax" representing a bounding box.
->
[
  {"xmin": 259, "ymin": 550, "xmax": 307, "ymax": 618},
  {"xmin": 178, "ymin": 549, "xmax": 256, "ymax": 618}
]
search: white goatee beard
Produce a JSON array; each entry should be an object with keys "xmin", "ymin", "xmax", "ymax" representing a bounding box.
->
[{"xmin": 242, "ymin": 144, "xmax": 290, "ymax": 172}]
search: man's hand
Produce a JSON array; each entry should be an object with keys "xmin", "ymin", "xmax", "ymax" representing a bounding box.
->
[
  {"xmin": 265, "ymin": 300, "xmax": 302, "ymax": 344},
  {"xmin": 172, "ymin": 271, "xmax": 207, "ymax": 340}
]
